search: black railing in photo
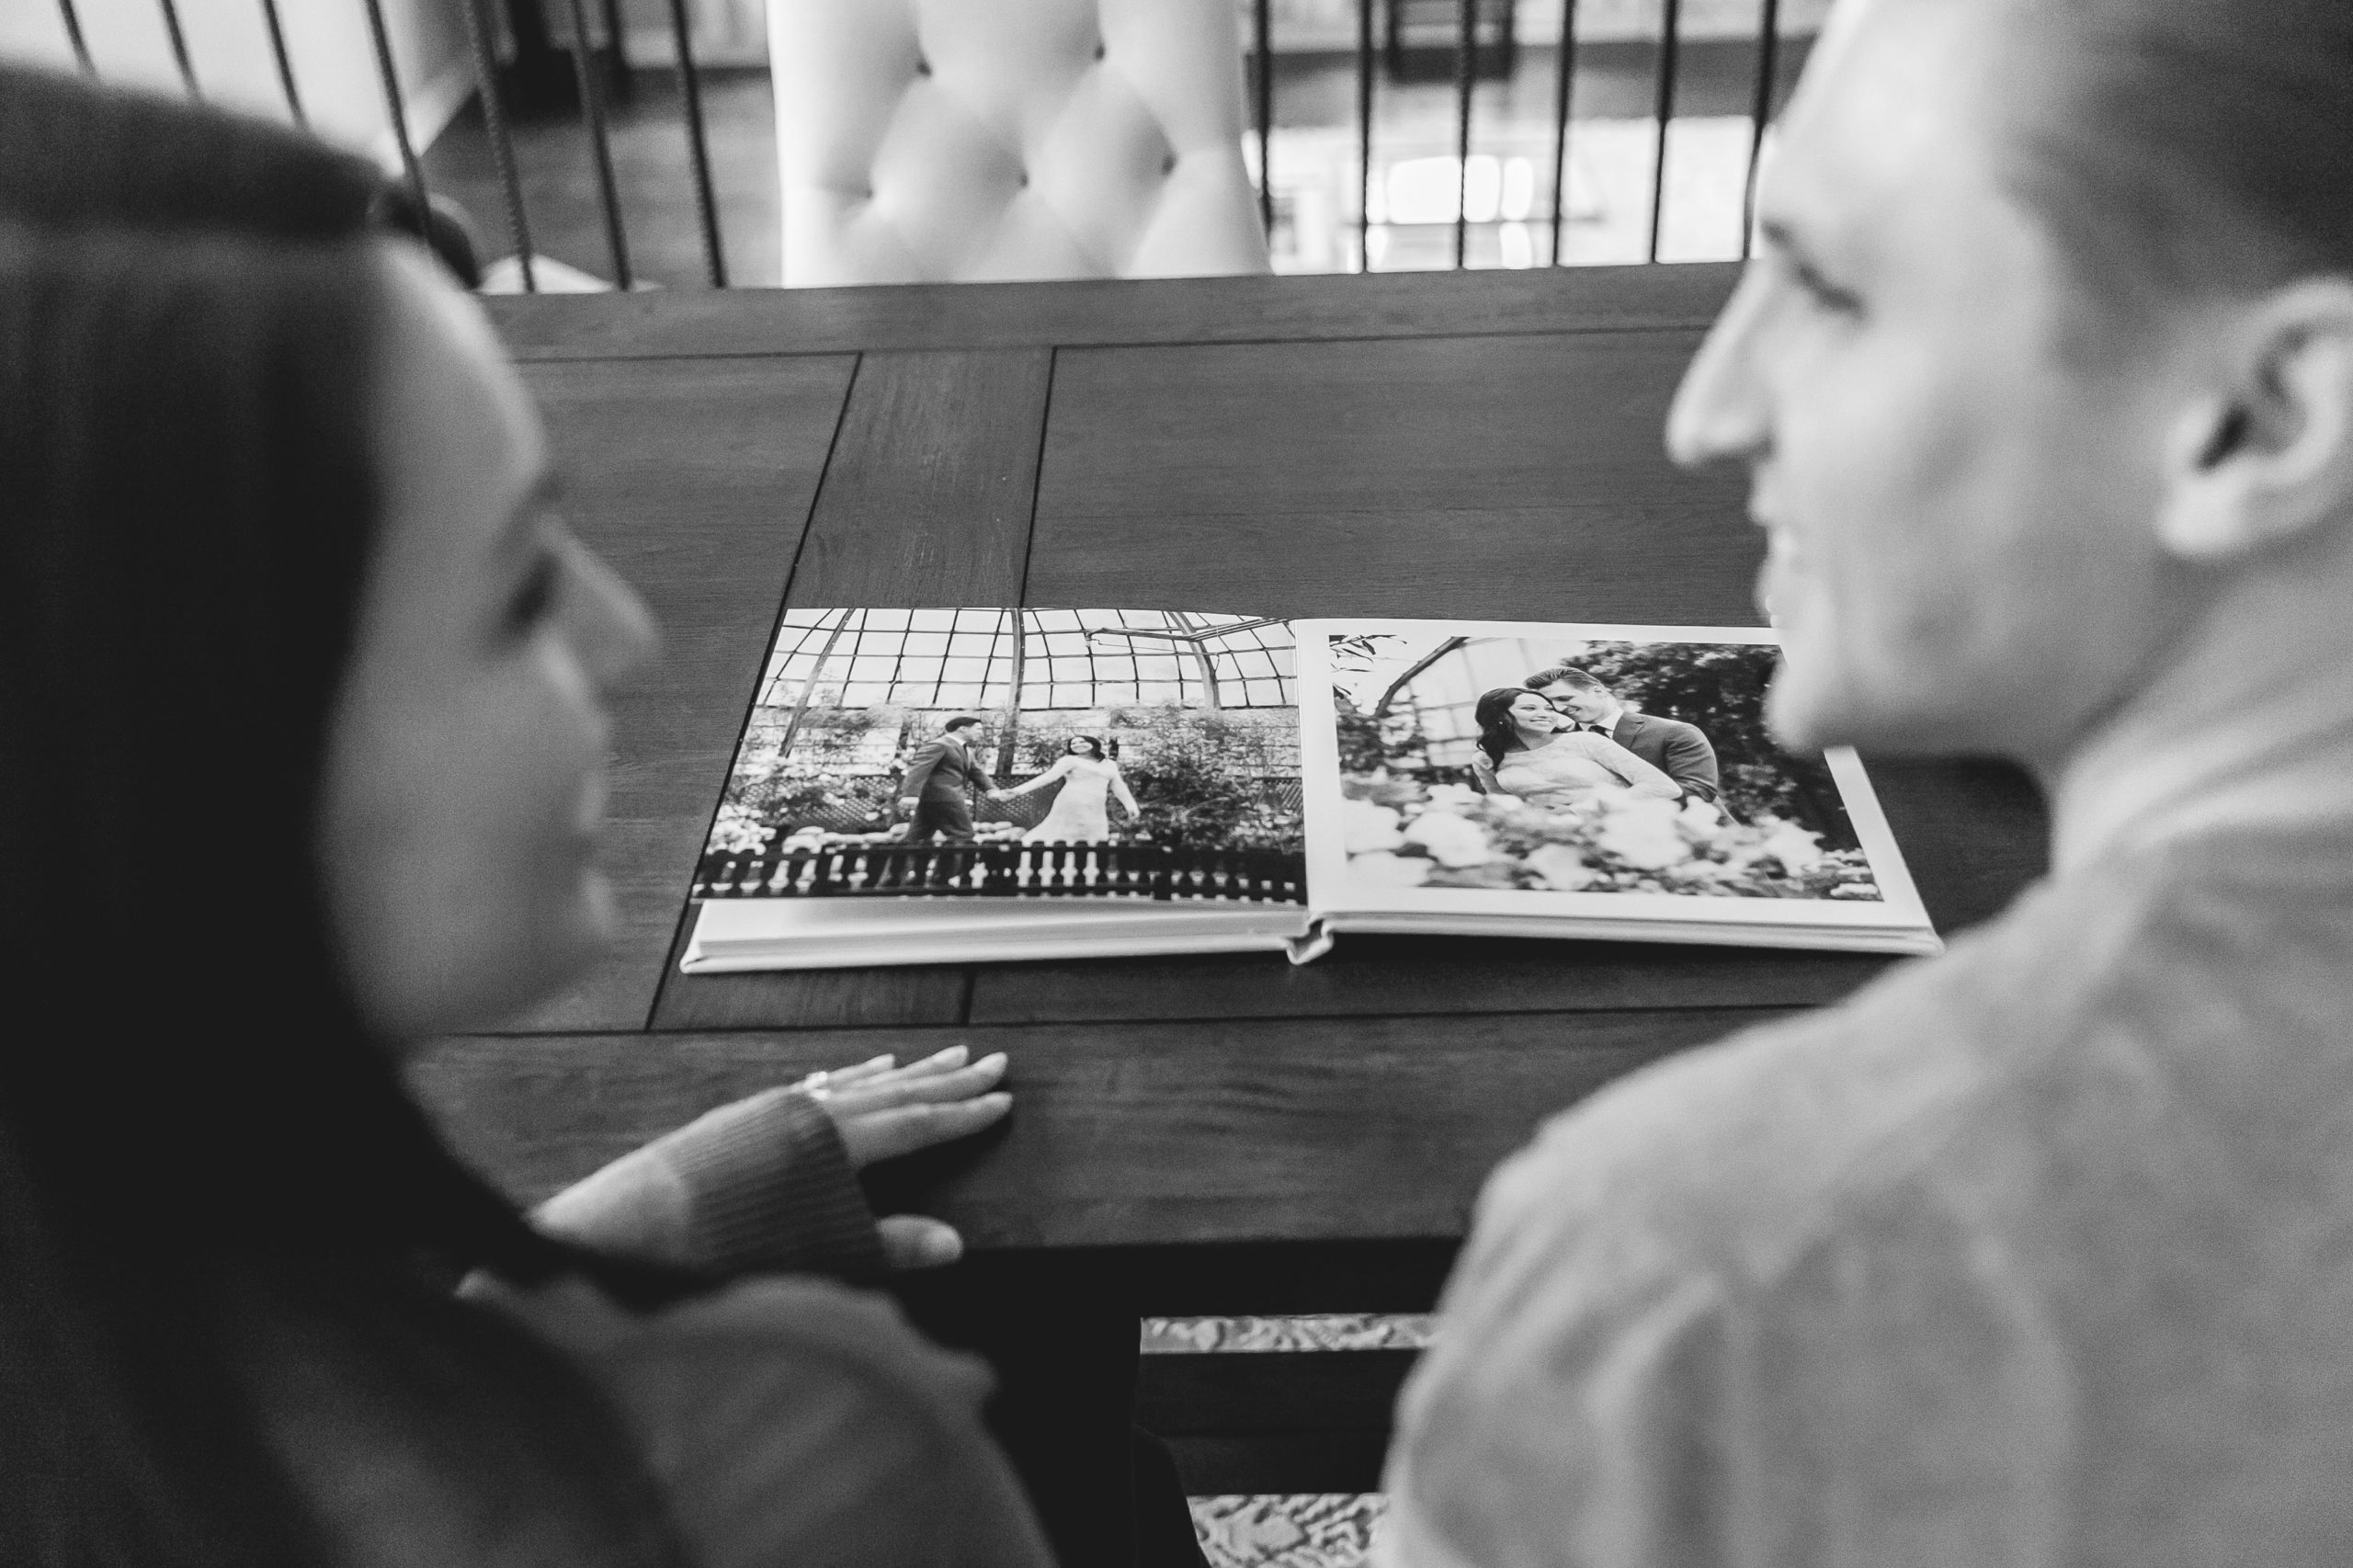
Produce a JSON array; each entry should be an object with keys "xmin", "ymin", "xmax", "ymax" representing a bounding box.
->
[
  {"xmin": 694, "ymin": 840, "xmax": 1310, "ymax": 906},
  {"xmin": 59, "ymin": 0, "xmax": 1799, "ymax": 288}
]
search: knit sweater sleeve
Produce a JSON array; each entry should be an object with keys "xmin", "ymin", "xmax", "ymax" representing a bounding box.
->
[{"xmin": 532, "ymin": 1088, "xmax": 887, "ymax": 1282}]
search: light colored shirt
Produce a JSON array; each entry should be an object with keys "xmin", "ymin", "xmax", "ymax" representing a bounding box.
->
[{"xmin": 1382, "ymin": 700, "xmax": 2353, "ymax": 1564}]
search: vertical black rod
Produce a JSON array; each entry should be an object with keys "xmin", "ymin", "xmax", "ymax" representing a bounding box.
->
[
  {"xmin": 1357, "ymin": 0, "xmax": 1373, "ymax": 271},
  {"xmin": 1453, "ymin": 0, "xmax": 1474, "ymax": 267},
  {"xmin": 665, "ymin": 0, "xmax": 728, "ymax": 287},
  {"xmin": 1740, "ymin": 0, "xmax": 1782, "ymax": 257},
  {"xmin": 563, "ymin": 0, "xmax": 634, "ymax": 288},
  {"xmin": 458, "ymin": 0, "xmax": 538, "ymax": 291},
  {"xmin": 55, "ymin": 0, "xmax": 95, "ymax": 74},
  {"xmin": 599, "ymin": 0, "xmax": 631, "ymax": 85},
  {"xmin": 257, "ymin": 0, "xmax": 305, "ymax": 125},
  {"xmin": 155, "ymin": 0, "xmax": 199, "ymax": 94},
  {"xmin": 1647, "ymin": 0, "xmax": 1682, "ymax": 263},
  {"xmin": 1254, "ymin": 0, "xmax": 1274, "ymax": 237},
  {"xmin": 1549, "ymin": 0, "xmax": 1579, "ymax": 264},
  {"xmin": 362, "ymin": 0, "xmax": 431, "ymax": 226}
]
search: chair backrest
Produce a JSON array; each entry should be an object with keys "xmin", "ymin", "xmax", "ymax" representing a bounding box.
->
[{"xmin": 767, "ymin": 0, "xmax": 1272, "ymax": 286}]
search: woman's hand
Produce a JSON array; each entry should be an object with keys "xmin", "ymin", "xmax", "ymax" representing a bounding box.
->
[{"xmin": 797, "ymin": 1046, "xmax": 1011, "ymax": 1269}]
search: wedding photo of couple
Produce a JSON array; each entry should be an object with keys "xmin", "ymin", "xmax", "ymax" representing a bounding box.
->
[
  {"xmin": 893, "ymin": 721, "xmax": 1140, "ymax": 846},
  {"xmin": 1467, "ymin": 665, "xmax": 1723, "ymax": 814},
  {"xmin": 699, "ymin": 608, "xmax": 1309, "ymax": 896},
  {"xmin": 1327, "ymin": 631, "xmax": 1881, "ymax": 903}
]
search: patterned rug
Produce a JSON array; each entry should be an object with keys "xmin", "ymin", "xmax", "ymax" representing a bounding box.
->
[
  {"xmin": 1143, "ymin": 1317, "xmax": 1428, "ymax": 1567},
  {"xmin": 1141, "ymin": 1313, "xmax": 1438, "ymax": 1354},
  {"xmin": 1190, "ymin": 1494, "xmax": 1388, "ymax": 1568}
]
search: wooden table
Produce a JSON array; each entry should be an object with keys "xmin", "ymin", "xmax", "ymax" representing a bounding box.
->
[{"xmin": 415, "ymin": 261, "xmax": 2046, "ymax": 1312}]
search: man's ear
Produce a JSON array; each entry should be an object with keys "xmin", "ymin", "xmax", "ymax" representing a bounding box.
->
[{"xmin": 2156, "ymin": 278, "xmax": 2353, "ymax": 562}]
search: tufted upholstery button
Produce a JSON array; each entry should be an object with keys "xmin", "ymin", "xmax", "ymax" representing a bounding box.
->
[{"xmin": 768, "ymin": 0, "xmax": 1272, "ymax": 285}]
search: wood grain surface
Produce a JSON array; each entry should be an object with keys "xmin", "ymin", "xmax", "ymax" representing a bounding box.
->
[
  {"xmin": 646, "ymin": 347, "xmax": 1053, "ymax": 1031},
  {"xmin": 498, "ymin": 354, "xmax": 855, "ymax": 1031},
  {"xmin": 1031, "ymin": 331, "xmax": 1756, "ymax": 624},
  {"xmin": 412, "ymin": 1008, "xmax": 1781, "ymax": 1245},
  {"xmin": 488, "ymin": 263, "xmax": 1741, "ymax": 362},
  {"xmin": 459, "ymin": 267, "xmax": 2053, "ymax": 1280}
]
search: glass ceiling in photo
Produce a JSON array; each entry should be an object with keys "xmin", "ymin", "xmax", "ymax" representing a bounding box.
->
[{"xmin": 757, "ymin": 608, "xmax": 1298, "ymax": 712}]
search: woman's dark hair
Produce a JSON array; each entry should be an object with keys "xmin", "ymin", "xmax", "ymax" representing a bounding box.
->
[
  {"xmin": 0, "ymin": 67, "xmax": 687, "ymax": 1567},
  {"xmin": 1998, "ymin": 0, "xmax": 2353, "ymax": 322},
  {"xmin": 1473, "ymin": 687, "xmax": 1549, "ymax": 768}
]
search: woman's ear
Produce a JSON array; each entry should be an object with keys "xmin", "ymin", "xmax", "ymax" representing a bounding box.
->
[{"xmin": 2156, "ymin": 278, "xmax": 2353, "ymax": 562}]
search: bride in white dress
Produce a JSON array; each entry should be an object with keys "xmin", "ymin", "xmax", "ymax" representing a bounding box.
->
[
  {"xmin": 989, "ymin": 736, "xmax": 1141, "ymax": 842},
  {"xmin": 1469, "ymin": 688, "xmax": 1680, "ymax": 807}
]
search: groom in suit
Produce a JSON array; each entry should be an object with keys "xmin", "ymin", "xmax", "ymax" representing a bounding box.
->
[
  {"xmin": 1525, "ymin": 665, "xmax": 1722, "ymax": 805},
  {"xmin": 894, "ymin": 714, "xmax": 990, "ymax": 841}
]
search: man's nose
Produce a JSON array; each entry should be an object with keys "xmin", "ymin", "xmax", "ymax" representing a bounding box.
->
[{"xmin": 1665, "ymin": 268, "xmax": 1771, "ymax": 471}]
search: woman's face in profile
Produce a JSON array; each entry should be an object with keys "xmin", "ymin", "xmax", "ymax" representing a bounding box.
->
[
  {"xmin": 316, "ymin": 248, "xmax": 655, "ymax": 1041},
  {"xmin": 1667, "ymin": 0, "xmax": 2194, "ymax": 767}
]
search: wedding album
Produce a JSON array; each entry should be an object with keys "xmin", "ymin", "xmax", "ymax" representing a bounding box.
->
[{"xmin": 678, "ymin": 609, "xmax": 1940, "ymax": 971}]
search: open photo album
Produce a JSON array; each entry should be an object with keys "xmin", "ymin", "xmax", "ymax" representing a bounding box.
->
[{"xmin": 680, "ymin": 609, "xmax": 1940, "ymax": 971}]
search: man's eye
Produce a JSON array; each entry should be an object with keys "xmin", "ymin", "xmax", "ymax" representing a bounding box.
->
[
  {"xmin": 1791, "ymin": 261, "xmax": 1864, "ymax": 317},
  {"xmin": 506, "ymin": 552, "xmax": 561, "ymax": 632}
]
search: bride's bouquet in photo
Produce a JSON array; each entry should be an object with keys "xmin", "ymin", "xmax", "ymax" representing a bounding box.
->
[{"xmin": 1339, "ymin": 774, "xmax": 1883, "ymax": 901}]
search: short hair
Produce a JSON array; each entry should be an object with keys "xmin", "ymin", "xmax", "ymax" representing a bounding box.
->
[
  {"xmin": 942, "ymin": 714, "xmax": 985, "ymax": 733},
  {"xmin": 1525, "ymin": 665, "xmax": 1608, "ymax": 695},
  {"xmin": 1995, "ymin": 0, "xmax": 2353, "ymax": 326}
]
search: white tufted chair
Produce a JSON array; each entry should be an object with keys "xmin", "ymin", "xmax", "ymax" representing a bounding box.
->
[{"xmin": 766, "ymin": 0, "xmax": 1271, "ymax": 285}]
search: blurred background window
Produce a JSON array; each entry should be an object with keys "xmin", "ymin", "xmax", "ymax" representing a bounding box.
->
[{"xmin": 4, "ymin": 0, "xmax": 1828, "ymax": 290}]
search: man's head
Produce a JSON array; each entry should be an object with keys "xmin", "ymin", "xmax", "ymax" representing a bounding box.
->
[
  {"xmin": 1525, "ymin": 666, "xmax": 1616, "ymax": 725},
  {"xmin": 942, "ymin": 715, "xmax": 985, "ymax": 739},
  {"xmin": 1667, "ymin": 0, "xmax": 2353, "ymax": 768}
]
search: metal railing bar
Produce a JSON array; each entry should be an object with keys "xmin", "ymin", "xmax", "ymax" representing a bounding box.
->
[
  {"xmin": 155, "ymin": 0, "xmax": 199, "ymax": 95},
  {"xmin": 1549, "ymin": 0, "xmax": 1579, "ymax": 265},
  {"xmin": 1454, "ymin": 0, "xmax": 1474, "ymax": 267},
  {"xmin": 457, "ymin": 0, "xmax": 537, "ymax": 292},
  {"xmin": 1357, "ymin": 0, "xmax": 1373, "ymax": 272},
  {"xmin": 53, "ymin": 0, "xmax": 95, "ymax": 73},
  {"xmin": 1253, "ymin": 0, "xmax": 1274, "ymax": 237},
  {"xmin": 561, "ymin": 0, "xmax": 634, "ymax": 289},
  {"xmin": 664, "ymin": 0, "xmax": 727, "ymax": 287},
  {"xmin": 1646, "ymin": 0, "xmax": 1682, "ymax": 263},
  {"xmin": 55, "ymin": 0, "xmax": 94, "ymax": 74},
  {"xmin": 361, "ymin": 0, "xmax": 430, "ymax": 226},
  {"xmin": 257, "ymin": 0, "xmax": 304, "ymax": 126},
  {"xmin": 1740, "ymin": 0, "xmax": 1781, "ymax": 258},
  {"xmin": 599, "ymin": 0, "xmax": 630, "ymax": 83}
]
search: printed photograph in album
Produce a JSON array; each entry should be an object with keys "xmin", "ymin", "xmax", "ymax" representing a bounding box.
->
[
  {"xmin": 1302, "ymin": 624, "xmax": 1921, "ymax": 925},
  {"xmin": 693, "ymin": 608, "xmax": 1308, "ymax": 906}
]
